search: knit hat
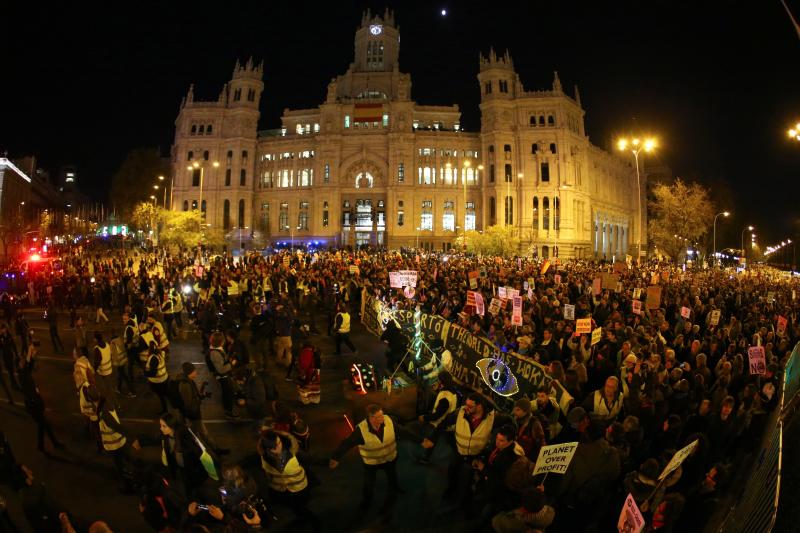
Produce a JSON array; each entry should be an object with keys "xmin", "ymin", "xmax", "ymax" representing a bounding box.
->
[
  {"xmin": 182, "ymin": 362, "xmax": 196, "ymax": 377},
  {"xmin": 514, "ymin": 398, "xmax": 532, "ymax": 415}
]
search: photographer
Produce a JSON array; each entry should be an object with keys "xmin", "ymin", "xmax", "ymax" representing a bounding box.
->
[{"xmin": 173, "ymin": 362, "xmax": 228, "ymax": 456}]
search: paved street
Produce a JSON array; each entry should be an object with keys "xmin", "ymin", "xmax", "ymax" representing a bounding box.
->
[{"xmin": 0, "ymin": 304, "xmax": 464, "ymax": 533}]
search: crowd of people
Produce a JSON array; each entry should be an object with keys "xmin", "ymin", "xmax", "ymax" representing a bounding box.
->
[{"xmin": 0, "ymin": 241, "xmax": 797, "ymax": 532}]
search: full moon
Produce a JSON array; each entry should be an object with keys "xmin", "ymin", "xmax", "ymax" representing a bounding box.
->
[{"xmin": 441, "ymin": 9, "xmax": 447, "ymax": 16}]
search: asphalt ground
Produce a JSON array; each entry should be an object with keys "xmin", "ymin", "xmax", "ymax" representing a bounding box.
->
[{"xmin": 0, "ymin": 301, "xmax": 475, "ymax": 533}]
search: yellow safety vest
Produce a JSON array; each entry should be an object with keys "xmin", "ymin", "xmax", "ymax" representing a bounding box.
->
[
  {"xmin": 96, "ymin": 343, "xmax": 112, "ymax": 376},
  {"xmin": 99, "ymin": 409, "xmax": 126, "ymax": 451},
  {"xmin": 147, "ymin": 352, "xmax": 168, "ymax": 383},
  {"xmin": 110, "ymin": 337, "xmax": 128, "ymax": 367},
  {"xmin": 454, "ymin": 408, "xmax": 495, "ymax": 457},
  {"xmin": 78, "ymin": 382, "xmax": 98, "ymax": 421},
  {"xmin": 592, "ymin": 390, "xmax": 623, "ymax": 421},
  {"xmin": 357, "ymin": 416, "xmax": 397, "ymax": 465},
  {"xmin": 430, "ymin": 390, "xmax": 458, "ymax": 428},
  {"xmin": 261, "ymin": 455, "xmax": 308, "ymax": 493},
  {"xmin": 337, "ymin": 312, "xmax": 351, "ymax": 334},
  {"xmin": 139, "ymin": 331, "xmax": 156, "ymax": 363}
]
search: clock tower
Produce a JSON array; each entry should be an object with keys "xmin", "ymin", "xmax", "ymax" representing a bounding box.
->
[{"xmin": 353, "ymin": 8, "xmax": 399, "ymax": 73}]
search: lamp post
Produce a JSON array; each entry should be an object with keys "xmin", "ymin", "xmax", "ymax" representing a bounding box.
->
[
  {"xmin": 741, "ymin": 225, "xmax": 754, "ymax": 268},
  {"xmin": 712, "ymin": 211, "xmax": 730, "ymax": 268},
  {"xmin": 158, "ymin": 176, "xmax": 167, "ymax": 209},
  {"xmin": 187, "ymin": 161, "xmax": 219, "ymax": 222},
  {"xmin": 463, "ymin": 160, "xmax": 471, "ymax": 250},
  {"xmin": 617, "ymin": 137, "xmax": 657, "ymax": 261}
]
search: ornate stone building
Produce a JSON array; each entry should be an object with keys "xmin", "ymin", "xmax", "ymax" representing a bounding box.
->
[{"xmin": 170, "ymin": 9, "xmax": 641, "ymax": 259}]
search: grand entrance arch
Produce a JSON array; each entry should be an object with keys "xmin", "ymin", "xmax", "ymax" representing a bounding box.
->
[{"xmin": 341, "ymin": 159, "xmax": 387, "ymax": 248}]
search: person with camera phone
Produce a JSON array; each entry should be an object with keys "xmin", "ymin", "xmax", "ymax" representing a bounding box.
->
[{"xmin": 186, "ymin": 464, "xmax": 267, "ymax": 531}]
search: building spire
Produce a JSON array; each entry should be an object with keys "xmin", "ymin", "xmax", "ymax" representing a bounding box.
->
[
  {"xmin": 574, "ymin": 84, "xmax": 581, "ymax": 105},
  {"xmin": 552, "ymin": 71, "xmax": 562, "ymax": 92}
]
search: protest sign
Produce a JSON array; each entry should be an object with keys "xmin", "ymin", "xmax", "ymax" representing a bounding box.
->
[
  {"xmin": 554, "ymin": 274, "xmax": 562, "ymax": 284},
  {"xmin": 592, "ymin": 278, "xmax": 602, "ymax": 296},
  {"xmin": 511, "ymin": 296, "xmax": 523, "ymax": 326},
  {"xmin": 651, "ymin": 272, "xmax": 659, "ymax": 285},
  {"xmin": 616, "ymin": 282, "xmax": 623, "ymax": 293},
  {"xmin": 533, "ymin": 442, "xmax": 579, "ymax": 476},
  {"xmin": 659, "ymin": 439, "xmax": 699, "ymax": 480},
  {"xmin": 398, "ymin": 270, "xmax": 418, "ymax": 287},
  {"xmin": 474, "ymin": 292, "xmax": 485, "ymax": 316},
  {"xmin": 498, "ymin": 286, "xmax": 507, "ymax": 299},
  {"xmin": 613, "ymin": 261, "xmax": 628, "ymax": 274},
  {"xmin": 646, "ymin": 286, "xmax": 662, "ymax": 310},
  {"xmin": 617, "ymin": 493, "xmax": 645, "ymax": 533},
  {"xmin": 591, "ymin": 327, "xmax": 602, "ymax": 346},
  {"xmin": 488, "ymin": 298, "xmax": 502, "ymax": 316},
  {"xmin": 576, "ymin": 318, "xmax": 592, "ymax": 334},
  {"xmin": 468, "ymin": 271, "xmax": 479, "ymax": 289},
  {"xmin": 680, "ymin": 306, "xmax": 691, "ymax": 319},
  {"xmin": 523, "ymin": 281, "xmax": 529, "ymax": 290},
  {"xmin": 632, "ymin": 300, "xmax": 642, "ymax": 315},
  {"xmin": 748, "ymin": 346, "xmax": 766, "ymax": 375},
  {"xmin": 601, "ymin": 272, "xmax": 619, "ymax": 290},
  {"xmin": 282, "ymin": 256, "xmax": 290, "ymax": 267},
  {"xmin": 632, "ymin": 288, "xmax": 641, "ymax": 299},
  {"xmin": 403, "ymin": 286, "xmax": 415, "ymax": 299},
  {"xmin": 710, "ymin": 310, "xmax": 721, "ymax": 326},
  {"xmin": 528, "ymin": 288, "xmax": 533, "ymax": 300},
  {"xmin": 563, "ymin": 304, "xmax": 575, "ymax": 320},
  {"xmin": 778, "ymin": 316, "xmax": 788, "ymax": 337},
  {"xmin": 528, "ymin": 277, "xmax": 535, "ymax": 289},
  {"xmin": 507, "ymin": 288, "xmax": 520, "ymax": 300}
]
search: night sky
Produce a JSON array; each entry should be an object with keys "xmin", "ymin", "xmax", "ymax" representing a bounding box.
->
[{"xmin": 4, "ymin": 1, "xmax": 800, "ymax": 249}]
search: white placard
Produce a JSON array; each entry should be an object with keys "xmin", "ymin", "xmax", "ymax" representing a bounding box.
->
[
  {"xmin": 617, "ymin": 493, "xmax": 645, "ymax": 533},
  {"xmin": 532, "ymin": 442, "xmax": 579, "ymax": 476},
  {"xmin": 748, "ymin": 346, "xmax": 766, "ymax": 375},
  {"xmin": 632, "ymin": 300, "xmax": 642, "ymax": 315},
  {"xmin": 564, "ymin": 304, "xmax": 575, "ymax": 320},
  {"xmin": 659, "ymin": 439, "xmax": 698, "ymax": 481},
  {"xmin": 512, "ymin": 295, "xmax": 523, "ymax": 326},
  {"xmin": 710, "ymin": 310, "xmax": 721, "ymax": 326}
]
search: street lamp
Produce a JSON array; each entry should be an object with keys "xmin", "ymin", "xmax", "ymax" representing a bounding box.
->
[
  {"xmin": 290, "ymin": 224, "xmax": 301, "ymax": 253},
  {"xmin": 617, "ymin": 136, "xmax": 657, "ymax": 261},
  {"xmin": 741, "ymin": 225, "xmax": 754, "ymax": 267},
  {"xmin": 187, "ymin": 161, "xmax": 219, "ymax": 222},
  {"xmin": 712, "ymin": 211, "xmax": 730, "ymax": 268},
  {"xmin": 463, "ymin": 161, "xmax": 471, "ymax": 248},
  {"xmin": 157, "ymin": 176, "xmax": 168, "ymax": 209}
]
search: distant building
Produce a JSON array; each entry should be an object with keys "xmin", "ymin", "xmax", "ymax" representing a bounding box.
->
[{"xmin": 170, "ymin": 9, "xmax": 641, "ymax": 258}]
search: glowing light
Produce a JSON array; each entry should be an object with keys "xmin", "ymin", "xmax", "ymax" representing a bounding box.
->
[
  {"xmin": 476, "ymin": 357, "xmax": 519, "ymax": 397},
  {"xmin": 441, "ymin": 8, "xmax": 447, "ymax": 16},
  {"xmin": 29, "ymin": 254, "xmax": 41, "ymax": 261},
  {"xmin": 182, "ymin": 285, "xmax": 192, "ymax": 295}
]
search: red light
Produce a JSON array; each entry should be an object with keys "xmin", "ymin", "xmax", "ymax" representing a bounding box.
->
[{"xmin": 30, "ymin": 254, "xmax": 41, "ymax": 261}]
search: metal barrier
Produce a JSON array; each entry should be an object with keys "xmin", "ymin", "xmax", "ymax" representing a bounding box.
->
[{"xmin": 718, "ymin": 342, "xmax": 799, "ymax": 533}]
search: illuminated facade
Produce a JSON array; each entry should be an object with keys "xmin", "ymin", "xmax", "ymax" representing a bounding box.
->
[{"xmin": 170, "ymin": 9, "xmax": 641, "ymax": 258}]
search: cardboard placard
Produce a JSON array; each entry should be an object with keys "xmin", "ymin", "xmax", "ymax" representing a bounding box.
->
[
  {"xmin": 710, "ymin": 310, "xmax": 721, "ymax": 326},
  {"xmin": 532, "ymin": 442, "xmax": 579, "ymax": 476},
  {"xmin": 592, "ymin": 278, "xmax": 602, "ymax": 297},
  {"xmin": 488, "ymin": 298, "xmax": 502, "ymax": 316},
  {"xmin": 511, "ymin": 296, "xmax": 523, "ymax": 326},
  {"xmin": 646, "ymin": 286, "xmax": 662, "ymax": 310},
  {"xmin": 498, "ymin": 287, "xmax": 507, "ymax": 299},
  {"xmin": 563, "ymin": 304, "xmax": 575, "ymax": 320},
  {"xmin": 507, "ymin": 288, "xmax": 520, "ymax": 300},
  {"xmin": 616, "ymin": 282, "xmax": 623, "ymax": 293},
  {"xmin": 617, "ymin": 493, "xmax": 645, "ymax": 533},
  {"xmin": 591, "ymin": 327, "xmax": 602, "ymax": 346},
  {"xmin": 659, "ymin": 439, "xmax": 699, "ymax": 481},
  {"xmin": 777, "ymin": 316, "xmax": 788, "ymax": 337},
  {"xmin": 632, "ymin": 300, "xmax": 642, "ymax": 315},
  {"xmin": 632, "ymin": 288, "xmax": 641, "ymax": 300},
  {"xmin": 613, "ymin": 261, "xmax": 628, "ymax": 274},
  {"xmin": 468, "ymin": 270, "xmax": 479, "ymax": 289},
  {"xmin": 523, "ymin": 281, "xmax": 529, "ymax": 290},
  {"xmin": 554, "ymin": 274, "xmax": 562, "ymax": 284},
  {"xmin": 601, "ymin": 272, "xmax": 619, "ymax": 290},
  {"xmin": 748, "ymin": 346, "xmax": 766, "ymax": 375},
  {"xmin": 475, "ymin": 292, "xmax": 485, "ymax": 316},
  {"xmin": 680, "ymin": 306, "xmax": 691, "ymax": 319},
  {"xmin": 528, "ymin": 277, "xmax": 535, "ymax": 289},
  {"xmin": 576, "ymin": 318, "xmax": 592, "ymax": 334}
]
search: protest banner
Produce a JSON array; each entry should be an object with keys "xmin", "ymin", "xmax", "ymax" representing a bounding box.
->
[
  {"xmin": 523, "ymin": 281, "xmax": 529, "ymax": 290},
  {"xmin": 616, "ymin": 282, "xmax": 623, "ymax": 293},
  {"xmin": 617, "ymin": 493, "xmax": 645, "ymax": 533},
  {"xmin": 533, "ymin": 442, "xmax": 579, "ymax": 476},
  {"xmin": 748, "ymin": 346, "xmax": 766, "ymax": 375},
  {"xmin": 601, "ymin": 272, "xmax": 619, "ymax": 290},
  {"xmin": 592, "ymin": 278, "xmax": 602, "ymax": 296},
  {"xmin": 507, "ymin": 288, "xmax": 520, "ymax": 300},
  {"xmin": 646, "ymin": 286, "xmax": 662, "ymax": 310},
  {"xmin": 576, "ymin": 318, "xmax": 592, "ymax": 334},
  {"xmin": 651, "ymin": 272, "xmax": 659, "ymax": 285},
  {"xmin": 632, "ymin": 300, "xmax": 642, "ymax": 315},
  {"xmin": 488, "ymin": 298, "xmax": 502, "ymax": 316},
  {"xmin": 468, "ymin": 271, "xmax": 479, "ymax": 289},
  {"xmin": 710, "ymin": 310, "xmax": 721, "ymax": 326},
  {"xmin": 398, "ymin": 270, "xmax": 418, "ymax": 287},
  {"xmin": 498, "ymin": 286, "xmax": 507, "ymax": 299},
  {"xmin": 680, "ymin": 306, "xmax": 691, "ymax": 319},
  {"xmin": 474, "ymin": 292, "xmax": 485, "ymax": 316},
  {"xmin": 528, "ymin": 277, "xmax": 535, "ymax": 289},
  {"xmin": 778, "ymin": 315, "xmax": 788, "ymax": 337},
  {"xmin": 563, "ymin": 304, "xmax": 575, "ymax": 320},
  {"xmin": 632, "ymin": 287, "xmax": 641, "ymax": 299},
  {"xmin": 511, "ymin": 296, "xmax": 523, "ymax": 326},
  {"xmin": 389, "ymin": 272, "xmax": 403, "ymax": 288},
  {"xmin": 659, "ymin": 439, "xmax": 699, "ymax": 480},
  {"xmin": 613, "ymin": 261, "xmax": 628, "ymax": 274},
  {"xmin": 591, "ymin": 327, "xmax": 602, "ymax": 346},
  {"xmin": 404, "ymin": 286, "xmax": 415, "ymax": 299},
  {"xmin": 359, "ymin": 291, "xmax": 552, "ymax": 403}
]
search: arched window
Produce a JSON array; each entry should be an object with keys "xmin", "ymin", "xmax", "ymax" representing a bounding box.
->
[
  {"xmin": 542, "ymin": 245, "xmax": 549, "ymax": 258},
  {"xmin": 543, "ymin": 197, "xmax": 550, "ymax": 230},
  {"xmin": 187, "ymin": 151, "xmax": 193, "ymax": 161},
  {"xmin": 488, "ymin": 145, "xmax": 495, "ymax": 153},
  {"xmin": 190, "ymin": 125, "xmax": 197, "ymax": 135},
  {"xmin": 226, "ymin": 150, "xmax": 233, "ymax": 166},
  {"xmin": 182, "ymin": 200, "xmax": 188, "ymax": 211},
  {"xmin": 223, "ymin": 200, "xmax": 231, "ymax": 231},
  {"xmin": 529, "ymin": 116, "xmax": 536, "ymax": 126},
  {"xmin": 203, "ymin": 150, "xmax": 209, "ymax": 161},
  {"xmin": 489, "ymin": 196, "xmax": 496, "ymax": 224},
  {"xmin": 548, "ymin": 115, "xmax": 555, "ymax": 126},
  {"xmin": 532, "ymin": 197, "xmax": 539, "ymax": 230},
  {"xmin": 355, "ymin": 172, "xmax": 374, "ymax": 189},
  {"xmin": 538, "ymin": 116, "xmax": 545, "ymax": 126},
  {"xmin": 191, "ymin": 200, "xmax": 198, "ymax": 210},
  {"xmin": 225, "ymin": 168, "xmax": 231, "ymax": 186},
  {"xmin": 550, "ymin": 143, "xmax": 557, "ymax": 154},
  {"xmin": 238, "ymin": 199, "xmax": 245, "ymax": 227},
  {"xmin": 531, "ymin": 143, "xmax": 538, "ymax": 154},
  {"xmin": 240, "ymin": 169, "xmax": 246, "ymax": 186}
]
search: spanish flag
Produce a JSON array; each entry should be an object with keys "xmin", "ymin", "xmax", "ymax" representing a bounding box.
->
[
  {"xmin": 540, "ymin": 259, "xmax": 551, "ymax": 275},
  {"xmin": 354, "ymin": 103, "xmax": 383, "ymax": 122}
]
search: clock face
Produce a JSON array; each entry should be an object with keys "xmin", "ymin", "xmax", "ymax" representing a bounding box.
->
[{"xmin": 369, "ymin": 24, "xmax": 383, "ymax": 35}]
